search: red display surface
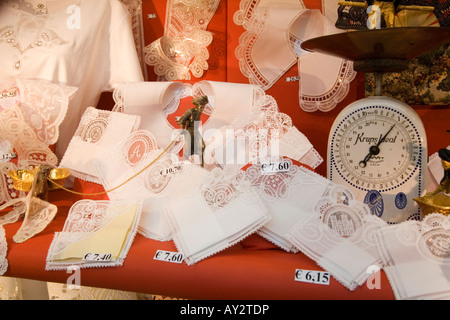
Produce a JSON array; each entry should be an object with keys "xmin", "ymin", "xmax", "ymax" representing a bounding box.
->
[{"xmin": 2, "ymin": 186, "xmax": 395, "ymax": 300}]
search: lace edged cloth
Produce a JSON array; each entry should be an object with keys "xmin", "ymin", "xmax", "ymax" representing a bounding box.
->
[
  {"xmin": 94, "ymin": 132, "xmax": 208, "ymax": 242},
  {"xmin": 234, "ymin": 1, "xmax": 356, "ymax": 112},
  {"xmin": 207, "ymin": 98, "xmax": 323, "ymax": 170},
  {"xmin": 374, "ymin": 213, "xmax": 450, "ymax": 300},
  {"xmin": 164, "ymin": 166, "xmax": 271, "ymax": 265},
  {"xmin": 46, "ymin": 199, "xmax": 143, "ymax": 270},
  {"xmin": 144, "ymin": 0, "xmax": 220, "ymax": 80},
  {"xmin": 284, "ymin": 170, "xmax": 387, "ymax": 291}
]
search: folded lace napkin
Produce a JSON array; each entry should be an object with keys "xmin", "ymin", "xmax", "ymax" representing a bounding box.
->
[
  {"xmin": 164, "ymin": 167, "xmax": 271, "ymax": 265},
  {"xmin": 94, "ymin": 130, "xmax": 208, "ymax": 241},
  {"xmin": 46, "ymin": 199, "xmax": 142, "ymax": 270},
  {"xmin": 284, "ymin": 171, "xmax": 386, "ymax": 290},
  {"xmin": 60, "ymin": 107, "xmax": 140, "ymax": 184},
  {"xmin": 375, "ymin": 213, "xmax": 450, "ymax": 300}
]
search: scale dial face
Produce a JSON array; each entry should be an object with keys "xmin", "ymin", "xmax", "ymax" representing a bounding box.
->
[{"xmin": 327, "ymin": 96, "xmax": 427, "ymax": 223}]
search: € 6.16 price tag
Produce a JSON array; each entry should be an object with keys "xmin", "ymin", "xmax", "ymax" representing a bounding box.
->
[
  {"xmin": 295, "ymin": 269, "xmax": 330, "ymax": 285},
  {"xmin": 154, "ymin": 250, "xmax": 184, "ymax": 264}
]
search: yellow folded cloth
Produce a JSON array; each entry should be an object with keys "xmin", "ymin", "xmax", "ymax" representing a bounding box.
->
[{"xmin": 46, "ymin": 200, "xmax": 142, "ymax": 270}]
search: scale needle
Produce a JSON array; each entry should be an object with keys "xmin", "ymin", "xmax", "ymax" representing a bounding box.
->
[{"xmin": 359, "ymin": 124, "xmax": 395, "ymax": 168}]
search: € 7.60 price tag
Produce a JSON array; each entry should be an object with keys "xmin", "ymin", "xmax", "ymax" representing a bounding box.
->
[
  {"xmin": 83, "ymin": 253, "xmax": 112, "ymax": 262},
  {"xmin": 154, "ymin": 250, "xmax": 184, "ymax": 264},
  {"xmin": 295, "ymin": 269, "xmax": 330, "ymax": 285}
]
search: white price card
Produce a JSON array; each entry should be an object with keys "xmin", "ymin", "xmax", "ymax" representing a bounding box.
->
[
  {"xmin": 261, "ymin": 160, "xmax": 291, "ymax": 174},
  {"xmin": 83, "ymin": 253, "xmax": 112, "ymax": 262},
  {"xmin": 154, "ymin": 250, "xmax": 184, "ymax": 264},
  {"xmin": 295, "ymin": 269, "xmax": 330, "ymax": 285}
]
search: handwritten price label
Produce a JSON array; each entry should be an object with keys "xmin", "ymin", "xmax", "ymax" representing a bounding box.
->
[
  {"xmin": 83, "ymin": 253, "xmax": 112, "ymax": 262},
  {"xmin": 261, "ymin": 160, "xmax": 291, "ymax": 174},
  {"xmin": 154, "ymin": 250, "xmax": 184, "ymax": 264},
  {"xmin": 295, "ymin": 269, "xmax": 330, "ymax": 285}
]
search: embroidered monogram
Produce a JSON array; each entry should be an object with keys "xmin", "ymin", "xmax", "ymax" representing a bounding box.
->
[
  {"xmin": 123, "ymin": 130, "xmax": 158, "ymax": 167},
  {"xmin": 74, "ymin": 109, "xmax": 110, "ymax": 143}
]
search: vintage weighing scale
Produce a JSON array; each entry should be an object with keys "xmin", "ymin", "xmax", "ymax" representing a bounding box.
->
[{"xmin": 301, "ymin": 27, "xmax": 450, "ymax": 223}]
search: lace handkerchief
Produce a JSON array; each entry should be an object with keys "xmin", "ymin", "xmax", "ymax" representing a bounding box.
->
[
  {"xmin": 46, "ymin": 199, "xmax": 143, "ymax": 270},
  {"xmin": 94, "ymin": 130, "xmax": 208, "ymax": 241},
  {"xmin": 60, "ymin": 107, "xmax": 141, "ymax": 184},
  {"xmin": 0, "ymin": 226, "xmax": 8, "ymax": 276},
  {"xmin": 208, "ymin": 105, "xmax": 322, "ymax": 170},
  {"xmin": 375, "ymin": 213, "xmax": 450, "ymax": 300},
  {"xmin": 164, "ymin": 167, "xmax": 271, "ymax": 265},
  {"xmin": 0, "ymin": 78, "xmax": 77, "ymax": 145},
  {"xmin": 285, "ymin": 174, "xmax": 386, "ymax": 290}
]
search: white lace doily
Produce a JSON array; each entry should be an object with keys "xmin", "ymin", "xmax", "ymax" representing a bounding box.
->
[
  {"xmin": 233, "ymin": 1, "xmax": 356, "ymax": 112},
  {"xmin": 375, "ymin": 213, "xmax": 450, "ymax": 300}
]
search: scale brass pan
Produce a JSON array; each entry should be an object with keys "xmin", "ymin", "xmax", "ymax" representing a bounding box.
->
[{"xmin": 301, "ymin": 27, "xmax": 450, "ymax": 73}]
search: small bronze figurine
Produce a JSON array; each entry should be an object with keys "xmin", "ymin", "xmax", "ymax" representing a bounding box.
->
[
  {"xmin": 177, "ymin": 95, "xmax": 208, "ymax": 166},
  {"xmin": 427, "ymin": 148, "xmax": 450, "ymax": 196},
  {"xmin": 414, "ymin": 148, "xmax": 450, "ymax": 217}
]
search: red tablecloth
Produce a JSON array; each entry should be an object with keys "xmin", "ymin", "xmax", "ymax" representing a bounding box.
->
[{"xmin": 1, "ymin": 184, "xmax": 395, "ymax": 300}]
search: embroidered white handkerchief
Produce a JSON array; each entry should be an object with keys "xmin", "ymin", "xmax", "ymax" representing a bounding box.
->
[
  {"xmin": 60, "ymin": 107, "xmax": 141, "ymax": 184},
  {"xmin": 375, "ymin": 213, "xmax": 450, "ymax": 300},
  {"xmin": 285, "ymin": 172, "xmax": 386, "ymax": 290},
  {"xmin": 94, "ymin": 130, "xmax": 209, "ymax": 241},
  {"xmin": 46, "ymin": 199, "xmax": 143, "ymax": 270},
  {"xmin": 164, "ymin": 167, "xmax": 271, "ymax": 265}
]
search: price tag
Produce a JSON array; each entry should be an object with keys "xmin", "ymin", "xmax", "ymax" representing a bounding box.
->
[
  {"xmin": 261, "ymin": 160, "xmax": 291, "ymax": 174},
  {"xmin": 154, "ymin": 250, "xmax": 184, "ymax": 264},
  {"xmin": 1, "ymin": 153, "xmax": 16, "ymax": 161},
  {"xmin": 83, "ymin": 253, "xmax": 112, "ymax": 262},
  {"xmin": 294, "ymin": 269, "xmax": 330, "ymax": 285},
  {"xmin": 159, "ymin": 165, "xmax": 183, "ymax": 177}
]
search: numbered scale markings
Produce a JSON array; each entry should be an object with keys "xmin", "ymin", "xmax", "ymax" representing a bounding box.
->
[{"xmin": 327, "ymin": 96, "xmax": 427, "ymax": 223}]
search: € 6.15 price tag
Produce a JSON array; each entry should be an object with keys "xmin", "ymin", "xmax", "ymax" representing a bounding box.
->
[
  {"xmin": 295, "ymin": 269, "xmax": 330, "ymax": 285},
  {"xmin": 154, "ymin": 250, "xmax": 184, "ymax": 264}
]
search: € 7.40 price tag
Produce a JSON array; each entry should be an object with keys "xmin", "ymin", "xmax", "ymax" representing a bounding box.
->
[
  {"xmin": 295, "ymin": 269, "xmax": 330, "ymax": 285},
  {"xmin": 154, "ymin": 250, "xmax": 184, "ymax": 264}
]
